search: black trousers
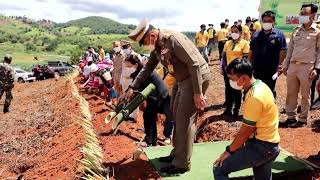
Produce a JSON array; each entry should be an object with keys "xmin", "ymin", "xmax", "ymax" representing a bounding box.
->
[
  {"xmin": 143, "ymin": 97, "xmax": 159, "ymax": 145},
  {"xmin": 224, "ymin": 71, "xmax": 242, "ymax": 114},
  {"xmin": 218, "ymin": 41, "xmax": 226, "ymax": 60},
  {"xmin": 0, "ymin": 85, "xmax": 13, "ymax": 109},
  {"xmin": 160, "ymin": 96, "xmax": 173, "ymax": 138},
  {"xmin": 254, "ymin": 72, "xmax": 277, "ymax": 98}
]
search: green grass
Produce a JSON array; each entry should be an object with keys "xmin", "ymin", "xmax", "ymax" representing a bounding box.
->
[
  {"xmin": 145, "ymin": 141, "xmax": 312, "ymax": 180},
  {"xmin": 79, "ymin": 27, "xmax": 92, "ymax": 35},
  {"xmin": 0, "ymin": 42, "xmax": 69, "ymax": 71},
  {"xmin": 54, "ymin": 43, "xmax": 79, "ymax": 56},
  {"xmin": 62, "ymin": 26, "xmax": 80, "ymax": 34},
  {"xmin": 1, "ymin": 52, "xmax": 69, "ymax": 71}
]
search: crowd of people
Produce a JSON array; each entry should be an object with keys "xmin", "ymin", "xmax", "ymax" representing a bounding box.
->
[
  {"xmin": 75, "ymin": 3, "xmax": 320, "ymax": 178},
  {"xmin": 78, "ymin": 41, "xmax": 175, "ymax": 146},
  {"xmin": 195, "ymin": 3, "xmax": 320, "ymax": 179},
  {"xmin": 2, "ymin": 2, "xmax": 320, "ymax": 179}
]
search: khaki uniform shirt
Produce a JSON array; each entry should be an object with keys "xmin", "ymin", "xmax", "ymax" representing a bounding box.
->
[
  {"xmin": 112, "ymin": 51, "xmax": 126, "ymax": 82},
  {"xmin": 132, "ymin": 30, "xmax": 211, "ymax": 94},
  {"xmin": 284, "ymin": 23, "xmax": 320, "ymax": 69}
]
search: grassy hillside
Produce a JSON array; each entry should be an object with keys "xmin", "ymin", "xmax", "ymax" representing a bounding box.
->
[
  {"xmin": 0, "ymin": 15, "xmax": 197, "ymax": 69},
  {"xmin": 57, "ymin": 16, "xmax": 136, "ymax": 34},
  {"xmin": 0, "ymin": 15, "xmax": 144, "ymax": 68}
]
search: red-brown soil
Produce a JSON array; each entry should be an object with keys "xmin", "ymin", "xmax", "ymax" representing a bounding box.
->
[{"xmin": 0, "ymin": 78, "xmax": 84, "ymax": 179}]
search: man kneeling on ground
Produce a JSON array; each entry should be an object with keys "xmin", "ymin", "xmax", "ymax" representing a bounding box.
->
[{"xmin": 213, "ymin": 58, "xmax": 280, "ymax": 180}]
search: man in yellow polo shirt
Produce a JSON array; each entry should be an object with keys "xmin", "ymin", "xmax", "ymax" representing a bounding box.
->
[
  {"xmin": 237, "ymin": 19, "xmax": 251, "ymax": 41},
  {"xmin": 215, "ymin": 22, "xmax": 229, "ymax": 60},
  {"xmin": 207, "ymin": 24, "xmax": 216, "ymax": 57},
  {"xmin": 214, "ymin": 58, "xmax": 280, "ymax": 180},
  {"xmin": 195, "ymin": 24, "xmax": 209, "ymax": 62},
  {"xmin": 252, "ymin": 18, "xmax": 262, "ymax": 35}
]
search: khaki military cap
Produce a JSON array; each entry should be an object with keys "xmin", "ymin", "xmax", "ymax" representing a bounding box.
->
[
  {"xmin": 120, "ymin": 40, "xmax": 133, "ymax": 46},
  {"xmin": 128, "ymin": 18, "xmax": 152, "ymax": 46}
]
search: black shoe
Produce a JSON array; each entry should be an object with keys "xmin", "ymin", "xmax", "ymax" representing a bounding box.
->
[
  {"xmin": 222, "ymin": 110, "xmax": 232, "ymax": 121},
  {"xmin": 221, "ymin": 110, "xmax": 232, "ymax": 116},
  {"xmin": 289, "ymin": 121, "xmax": 307, "ymax": 128},
  {"xmin": 159, "ymin": 155, "xmax": 174, "ymax": 163},
  {"xmin": 3, "ymin": 106, "xmax": 9, "ymax": 113},
  {"xmin": 222, "ymin": 102, "xmax": 226, "ymax": 107},
  {"xmin": 279, "ymin": 119, "xmax": 297, "ymax": 128},
  {"xmin": 297, "ymin": 106, "xmax": 301, "ymax": 113},
  {"xmin": 160, "ymin": 165, "xmax": 190, "ymax": 174},
  {"xmin": 232, "ymin": 113, "xmax": 240, "ymax": 121}
]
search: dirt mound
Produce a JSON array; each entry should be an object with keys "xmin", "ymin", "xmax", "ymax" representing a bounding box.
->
[{"xmin": 0, "ymin": 78, "xmax": 84, "ymax": 179}]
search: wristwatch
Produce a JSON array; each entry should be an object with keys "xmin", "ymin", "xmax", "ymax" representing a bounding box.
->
[{"xmin": 226, "ymin": 145, "xmax": 234, "ymax": 154}]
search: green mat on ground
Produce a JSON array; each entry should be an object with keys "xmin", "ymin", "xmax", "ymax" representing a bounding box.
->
[{"xmin": 144, "ymin": 141, "xmax": 312, "ymax": 179}]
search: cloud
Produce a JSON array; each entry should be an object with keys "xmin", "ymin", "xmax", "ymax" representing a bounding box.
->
[
  {"xmin": 0, "ymin": 3, "xmax": 27, "ymax": 11},
  {"xmin": 34, "ymin": 0, "xmax": 48, "ymax": 2},
  {"xmin": 59, "ymin": 0, "xmax": 180, "ymax": 20},
  {"xmin": 0, "ymin": 0, "xmax": 260, "ymax": 31}
]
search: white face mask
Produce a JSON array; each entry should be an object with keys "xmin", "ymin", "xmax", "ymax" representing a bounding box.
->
[
  {"xmin": 122, "ymin": 66, "xmax": 136, "ymax": 77},
  {"xmin": 113, "ymin": 47, "xmax": 121, "ymax": 53},
  {"xmin": 142, "ymin": 44, "xmax": 156, "ymax": 52},
  {"xmin": 231, "ymin": 33, "xmax": 240, "ymax": 40},
  {"xmin": 262, "ymin": 23, "xmax": 273, "ymax": 30},
  {"xmin": 123, "ymin": 48, "xmax": 131, "ymax": 56},
  {"xmin": 229, "ymin": 79, "xmax": 243, "ymax": 90},
  {"xmin": 299, "ymin": 15, "xmax": 310, "ymax": 24}
]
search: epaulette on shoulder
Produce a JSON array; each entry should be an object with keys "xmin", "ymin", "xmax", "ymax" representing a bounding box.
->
[{"xmin": 162, "ymin": 31, "xmax": 172, "ymax": 39}]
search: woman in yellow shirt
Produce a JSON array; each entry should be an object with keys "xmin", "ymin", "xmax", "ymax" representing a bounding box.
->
[{"xmin": 220, "ymin": 25, "xmax": 250, "ymax": 120}]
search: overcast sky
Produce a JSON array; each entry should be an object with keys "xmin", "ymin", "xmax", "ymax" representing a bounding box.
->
[{"xmin": 0, "ymin": 0, "xmax": 261, "ymax": 31}]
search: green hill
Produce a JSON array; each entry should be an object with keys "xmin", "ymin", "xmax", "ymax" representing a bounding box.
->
[
  {"xmin": 0, "ymin": 15, "xmax": 196, "ymax": 69},
  {"xmin": 0, "ymin": 15, "xmax": 144, "ymax": 68},
  {"xmin": 57, "ymin": 16, "xmax": 136, "ymax": 34}
]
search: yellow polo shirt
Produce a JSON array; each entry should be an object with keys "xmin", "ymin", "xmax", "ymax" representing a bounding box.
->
[
  {"xmin": 208, "ymin": 28, "xmax": 215, "ymax": 39},
  {"xmin": 242, "ymin": 25, "xmax": 251, "ymax": 41},
  {"xmin": 243, "ymin": 80, "xmax": 280, "ymax": 143},
  {"xmin": 227, "ymin": 26, "xmax": 231, "ymax": 33},
  {"xmin": 195, "ymin": 31, "xmax": 209, "ymax": 47},
  {"xmin": 253, "ymin": 21, "xmax": 262, "ymax": 32},
  {"xmin": 223, "ymin": 39, "xmax": 250, "ymax": 65},
  {"xmin": 216, "ymin": 28, "xmax": 229, "ymax": 42},
  {"xmin": 156, "ymin": 67, "xmax": 175, "ymax": 96}
]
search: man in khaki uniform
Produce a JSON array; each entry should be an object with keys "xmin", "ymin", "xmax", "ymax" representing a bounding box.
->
[
  {"xmin": 124, "ymin": 19, "xmax": 211, "ymax": 174},
  {"xmin": 282, "ymin": 3, "xmax": 320, "ymax": 128},
  {"xmin": 112, "ymin": 41, "xmax": 126, "ymax": 96}
]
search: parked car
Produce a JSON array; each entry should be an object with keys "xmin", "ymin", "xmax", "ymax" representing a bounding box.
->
[
  {"xmin": 32, "ymin": 65, "xmax": 56, "ymax": 80},
  {"xmin": 14, "ymin": 68, "xmax": 36, "ymax": 83},
  {"xmin": 47, "ymin": 61, "xmax": 74, "ymax": 76}
]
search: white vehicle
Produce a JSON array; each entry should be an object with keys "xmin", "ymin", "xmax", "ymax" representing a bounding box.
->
[{"xmin": 14, "ymin": 69, "xmax": 36, "ymax": 83}]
